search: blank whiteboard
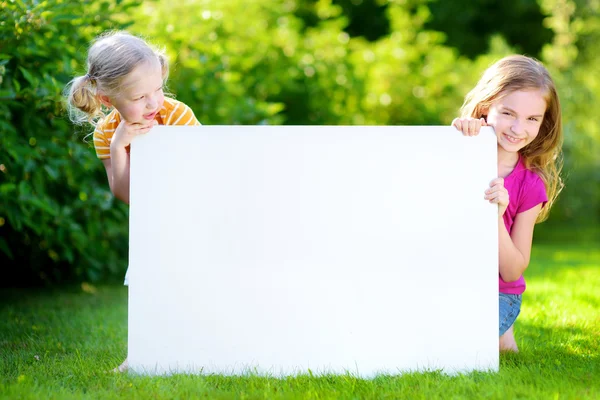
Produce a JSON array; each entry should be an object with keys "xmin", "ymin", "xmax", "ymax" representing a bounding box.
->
[{"xmin": 128, "ymin": 125, "xmax": 498, "ymax": 377}]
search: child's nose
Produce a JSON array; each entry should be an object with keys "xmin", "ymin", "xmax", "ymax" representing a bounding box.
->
[
  {"xmin": 511, "ymin": 120, "xmax": 525, "ymax": 135},
  {"xmin": 146, "ymin": 96, "xmax": 158, "ymax": 109}
]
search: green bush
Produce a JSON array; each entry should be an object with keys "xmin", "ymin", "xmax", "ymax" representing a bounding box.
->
[
  {"xmin": 0, "ymin": 0, "xmax": 141, "ymax": 285},
  {"xmin": 537, "ymin": 0, "xmax": 600, "ymax": 224},
  {"xmin": 130, "ymin": 1, "xmax": 467, "ymax": 126},
  {"xmin": 1, "ymin": 0, "xmax": 597, "ymax": 286},
  {"xmin": 131, "ymin": 0, "xmax": 306, "ymax": 125}
]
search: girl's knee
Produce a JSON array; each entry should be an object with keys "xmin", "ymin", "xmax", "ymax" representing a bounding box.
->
[{"xmin": 499, "ymin": 293, "xmax": 522, "ymax": 336}]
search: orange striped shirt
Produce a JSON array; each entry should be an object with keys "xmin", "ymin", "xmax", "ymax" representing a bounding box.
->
[{"xmin": 93, "ymin": 98, "xmax": 201, "ymax": 160}]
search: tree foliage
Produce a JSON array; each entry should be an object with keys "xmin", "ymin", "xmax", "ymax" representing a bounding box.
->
[
  {"xmin": 0, "ymin": 0, "xmax": 598, "ymax": 286},
  {"xmin": 0, "ymin": 0, "xmax": 141, "ymax": 285}
]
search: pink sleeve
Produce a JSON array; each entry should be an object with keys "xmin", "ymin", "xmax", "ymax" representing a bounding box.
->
[{"xmin": 518, "ymin": 175, "xmax": 548, "ymax": 213}]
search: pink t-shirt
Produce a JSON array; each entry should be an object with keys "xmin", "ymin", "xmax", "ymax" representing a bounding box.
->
[{"xmin": 499, "ymin": 155, "xmax": 548, "ymax": 294}]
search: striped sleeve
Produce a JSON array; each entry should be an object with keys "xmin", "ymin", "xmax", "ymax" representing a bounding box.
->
[
  {"xmin": 165, "ymin": 101, "xmax": 201, "ymax": 126},
  {"xmin": 93, "ymin": 128, "xmax": 111, "ymax": 160}
]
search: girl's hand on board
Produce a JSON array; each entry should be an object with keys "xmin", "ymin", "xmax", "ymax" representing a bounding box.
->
[
  {"xmin": 485, "ymin": 177, "xmax": 510, "ymax": 217},
  {"xmin": 111, "ymin": 119, "xmax": 158, "ymax": 150},
  {"xmin": 451, "ymin": 117, "xmax": 487, "ymax": 136}
]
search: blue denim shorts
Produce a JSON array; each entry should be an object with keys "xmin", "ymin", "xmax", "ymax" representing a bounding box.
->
[{"xmin": 499, "ymin": 293, "xmax": 522, "ymax": 336}]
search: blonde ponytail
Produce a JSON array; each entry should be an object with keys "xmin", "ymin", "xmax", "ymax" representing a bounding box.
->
[{"xmin": 66, "ymin": 75, "xmax": 105, "ymax": 125}]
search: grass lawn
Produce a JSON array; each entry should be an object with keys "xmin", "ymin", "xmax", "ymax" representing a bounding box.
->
[{"xmin": 1, "ymin": 239, "xmax": 598, "ymax": 399}]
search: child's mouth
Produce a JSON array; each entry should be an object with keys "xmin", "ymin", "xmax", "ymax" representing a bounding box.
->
[
  {"xmin": 504, "ymin": 134, "xmax": 522, "ymax": 144},
  {"xmin": 143, "ymin": 111, "xmax": 157, "ymax": 120}
]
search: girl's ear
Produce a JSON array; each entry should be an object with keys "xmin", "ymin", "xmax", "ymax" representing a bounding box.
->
[{"xmin": 98, "ymin": 93, "xmax": 113, "ymax": 108}]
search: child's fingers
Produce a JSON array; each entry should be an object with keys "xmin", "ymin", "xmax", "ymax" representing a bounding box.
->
[
  {"xmin": 489, "ymin": 177, "xmax": 504, "ymax": 187},
  {"xmin": 466, "ymin": 119, "xmax": 475, "ymax": 136},
  {"xmin": 483, "ymin": 176, "xmax": 509, "ymax": 214},
  {"xmin": 485, "ymin": 193, "xmax": 509, "ymax": 206},
  {"xmin": 484, "ymin": 178, "xmax": 509, "ymax": 203},
  {"xmin": 485, "ymin": 185, "xmax": 507, "ymax": 195},
  {"xmin": 486, "ymin": 193, "xmax": 508, "ymax": 204},
  {"xmin": 485, "ymin": 191, "xmax": 500, "ymax": 201},
  {"xmin": 451, "ymin": 118, "xmax": 463, "ymax": 131},
  {"xmin": 137, "ymin": 125, "xmax": 154, "ymax": 135},
  {"xmin": 467, "ymin": 119, "xmax": 482, "ymax": 136},
  {"xmin": 452, "ymin": 118, "xmax": 480, "ymax": 136},
  {"xmin": 128, "ymin": 121, "xmax": 155, "ymax": 134},
  {"xmin": 129, "ymin": 121, "xmax": 154, "ymax": 129}
]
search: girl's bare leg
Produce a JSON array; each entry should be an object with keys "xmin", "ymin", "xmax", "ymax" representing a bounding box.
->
[{"xmin": 499, "ymin": 325, "xmax": 519, "ymax": 352}]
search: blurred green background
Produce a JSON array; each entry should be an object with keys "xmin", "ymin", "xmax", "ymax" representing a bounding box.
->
[{"xmin": 1, "ymin": 0, "xmax": 598, "ymax": 286}]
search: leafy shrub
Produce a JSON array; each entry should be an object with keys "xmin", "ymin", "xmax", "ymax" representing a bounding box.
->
[
  {"xmin": 0, "ymin": 0, "xmax": 141, "ymax": 285},
  {"xmin": 1, "ymin": 0, "xmax": 597, "ymax": 286}
]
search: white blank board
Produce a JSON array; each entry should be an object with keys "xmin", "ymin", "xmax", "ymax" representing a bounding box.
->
[{"xmin": 128, "ymin": 125, "xmax": 499, "ymax": 377}]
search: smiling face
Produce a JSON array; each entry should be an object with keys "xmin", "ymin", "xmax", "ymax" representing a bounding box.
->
[
  {"xmin": 101, "ymin": 58, "xmax": 165, "ymax": 124},
  {"xmin": 485, "ymin": 89, "xmax": 547, "ymax": 156}
]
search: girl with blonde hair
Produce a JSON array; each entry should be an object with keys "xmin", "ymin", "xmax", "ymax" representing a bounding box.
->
[
  {"xmin": 452, "ymin": 55, "xmax": 563, "ymax": 352},
  {"xmin": 67, "ymin": 30, "xmax": 201, "ymax": 371}
]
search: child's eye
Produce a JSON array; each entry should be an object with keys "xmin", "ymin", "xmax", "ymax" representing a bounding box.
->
[{"xmin": 134, "ymin": 96, "xmax": 144, "ymax": 101}]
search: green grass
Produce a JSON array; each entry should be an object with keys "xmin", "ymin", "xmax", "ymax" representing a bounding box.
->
[{"xmin": 1, "ymin": 240, "xmax": 599, "ymax": 399}]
